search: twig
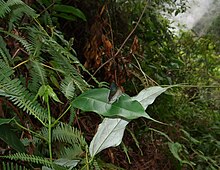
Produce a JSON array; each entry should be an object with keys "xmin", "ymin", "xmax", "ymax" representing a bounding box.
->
[{"xmin": 89, "ymin": 3, "xmax": 148, "ymax": 79}]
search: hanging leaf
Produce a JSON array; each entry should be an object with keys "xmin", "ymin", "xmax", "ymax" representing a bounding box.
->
[
  {"xmin": 72, "ymin": 88, "xmax": 154, "ymax": 120},
  {"xmin": 132, "ymin": 86, "xmax": 168, "ymax": 109},
  {"xmin": 89, "ymin": 118, "xmax": 129, "ymax": 157},
  {"xmin": 53, "ymin": 5, "xmax": 86, "ymax": 21}
]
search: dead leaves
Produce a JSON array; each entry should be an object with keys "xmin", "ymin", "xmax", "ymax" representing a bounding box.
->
[{"xmin": 83, "ymin": 5, "xmax": 141, "ymax": 85}]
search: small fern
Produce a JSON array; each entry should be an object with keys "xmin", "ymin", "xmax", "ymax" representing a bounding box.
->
[
  {"xmin": 61, "ymin": 76, "xmax": 76, "ymax": 100},
  {"xmin": 0, "ymin": 60, "xmax": 48, "ymax": 125},
  {"xmin": 0, "ymin": 36, "xmax": 12, "ymax": 66},
  {"xmin": 53, "ymin": 123, "xmax": 87, "ymax": 148},
  {"xmin": 29, "ymin": 60, "xmax": 48, "ymax": 93},
  {"xmin": 1, "ymin": 153, "xmax": 52, "ymax": 168},
  {"xmin": 0, "ymin": 30, "xmax": 36, "ymax": 55},
  {"xmin": 0, "ymin": 0, "xmax": 37, "ymax": 30},
  {"xmin": 60, "ymin": 146, "xmax": 83, "ymax": 159}
]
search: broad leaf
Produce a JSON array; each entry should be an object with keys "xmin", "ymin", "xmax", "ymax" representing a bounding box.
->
[
  {"xmin": 132, "ymin": 86, "xmax": 168, "ymax": 109},
  {"xmin": 0, "ymin": 124, "xmax": 25, "ymax": 153},
  {"xmin": 109, "ymin": 94, "xmax": 151, "ymax": 120},
  {"xmin": 72, "ymin": 88, "xmax": 110, "ymax": 114},
  {"xmin": 72, "ymin": 88, "xmax": 152, "ymax": 120},
  {"xmin": 89, "ymin": 118, "xmax": 129, "ymax": 157}
]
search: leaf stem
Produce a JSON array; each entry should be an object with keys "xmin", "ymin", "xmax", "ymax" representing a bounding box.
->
[
  {"xmin": 46, "ymin": 98, "xmax": 53, "ymax": 162},
  {"xmin": 51, "ymin": 104, "xmax": 71, "ymax": 127},
  {"xmin": 14, "ymin": 119, "xmax": 47, "ymax": 141},
  {"xmin": 13, "ymin": 59, "xmax": 29, "ymax": 69}
]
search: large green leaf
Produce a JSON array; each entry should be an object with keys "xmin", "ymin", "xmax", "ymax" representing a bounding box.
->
[
  {"xmin": 109, "ymin": 94, "xmax": 150, "ymax": 120},
  {"xmin": 0, "ymin": 124, "xmax": 25, "ymax": 153},
  {"xmin": 72, "ymin": 88, "xmax": 152, "ymax": 120},
  {"xmin": 89, "ymin": 118, "xmax": 129, "ymax": 157}
]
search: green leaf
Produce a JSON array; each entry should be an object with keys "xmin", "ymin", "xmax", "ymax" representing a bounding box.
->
[
  {"xmin": 37, "ymin": 85, "xmax": 63, "ymax": 103},
  {"xmin": 53, "ymin": 13, "xmax": 77, "ymax": 21},
  {"xmin": 53, "ymin": 5, "xmax": 86, "ymax": 21},
  {"xmin": 0, "ymin": 118, "xmax": 14, "ymax": 125},
  {"xmin": 168, "ymin": 142, "xmax": 195, "ymax": 166},
  {"xmin": 72, "ymin": 88, "xmax": 110, "ymax": 114},
  {"xmin": 108, "ymin": 94, "xmax": 150, "ymax": 120},
  {"xmin": 0, "ymin": 124, "xmax": 25, "ymax": 153},
  {"xmin": 47, "ymin": 85, "xmax": 63, "ymax": 103},
  {"xmin": 132, "ymin": 86, "xmax": 168, "ymax": 109},
  {"xmin": 72, "ymin": 88, "xmax": 152, "ymax": 120},
  {"xmin": 61, "ymin": 76, "xmax": 75, "ymax": 100},
  {"xmin": 89, "ymin": 118, "xmax": 129, "ymax": 157},
  {"xmin": 168, "ymin": 142, "xmax": 183, "ymax": 162}
]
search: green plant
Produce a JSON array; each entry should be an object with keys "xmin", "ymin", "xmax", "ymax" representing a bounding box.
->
[
  {"xmin": 0, "ymin": 1, "xmax": 90, "ymax": 169},
  {"xmin": 0, "ymin": 1, "xmax": 169, "ymax": 169},
  {"xmin": 1, "ymin": 0, "xmax": 220, "ymax": 169}
]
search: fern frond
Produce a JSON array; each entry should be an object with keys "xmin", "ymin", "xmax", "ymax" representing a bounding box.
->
[
  {"xmin": 0, "ymin": 0, "xmax": 11, "ymax": 18},
  {"xmin": 0, "ymin": 36, "xmax": 12, "ymax": 66},
  {"xmin": 1, "ymin": 161, "xmax": 29, "ymax": 170},
  {"xmin": 0, "ymin": 30, "xmax": 35, "ymax": 55},
  {"xmin": 1, "ymin": 153, "xmax": 52, "ymax": 168},
  {"xmin": 0, "ymin": 60, "xmax": 48, "ymax": 125},
  {"xmin": 51, "ymin": 52, "xmax": 89, "ymax": 93},
  {"xmin": 61, "ymin": 76, "xmax": 75, "ymax": 100},
  {"xmin": 29, "ymin": 60, "xmax": 48, "ymax": 93},
  {"xmin": 42, "ymin": 35, "xmax": 89, "ymax": 92},
  {"xmin": 0, "ymin": 0, "xmax": 36, "ymax": 21},
  {"xmin": 93, "ymin": 160, "xmax": 101, "ymax": 170},
  {"xmin": 53, "ymin": 123, "xmax": 87, "ymax": 148},
  {"xmin": 60, "ymin": 146, "xmax": 83, "ymax": 159}
]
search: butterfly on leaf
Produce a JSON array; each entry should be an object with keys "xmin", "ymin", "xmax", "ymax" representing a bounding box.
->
[{"xmin": 108, "ymin": 82, "xmax": 123, "ymax": 104}]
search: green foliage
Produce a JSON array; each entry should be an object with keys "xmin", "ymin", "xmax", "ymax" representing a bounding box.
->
[
  {"xmin": 0, "ymin": 60, "xmax": 48, "ymax": 125},
  {"xmin": 0, "ymin": 1, "xmax": 90, "ymax": 169},
  {"xmin": 1, "ymin": 153, "xmax": 52, "ymax": 167},
  {"xmin": 53, "ymin": 4, "xmax": 86, "ymax": 21},
  {"xmin": 72, "ymin": 88, "xmax": 150, "ymax": 120},
  {"xmin": 1, "ymin": 162, "xmax": 29, "ymax": 170},
  {"xmin": 52, "ymin": 122, "xmax": 87, "ymax": 150},
  {"xmin": 0, "ymin": 124, "xmax": 25, "ymax": 153},
  {"xmin": 0, "ymin": 0, "xmax": 37, "ymax": 30},
  {"xmin": 32, "ymin": 0, "xmax": 86, "ymax": 27},
  {"xmin": 0, "ymin": 0, "xmax": 220, "ymax": 169}
]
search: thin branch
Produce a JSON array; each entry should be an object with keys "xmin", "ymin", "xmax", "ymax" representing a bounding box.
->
[{"xmin": 89, "ymin": 3, "xmax": 148, "ymax": 80}]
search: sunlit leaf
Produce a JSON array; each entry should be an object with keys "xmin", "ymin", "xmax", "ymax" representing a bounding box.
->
[
  {"xmin": 89, "ymin": 118, "xmax": 129, "ymax": 157},
  {"xmin": 132, "ymin": 86, "xmax": 168, "ymax": 109}
]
